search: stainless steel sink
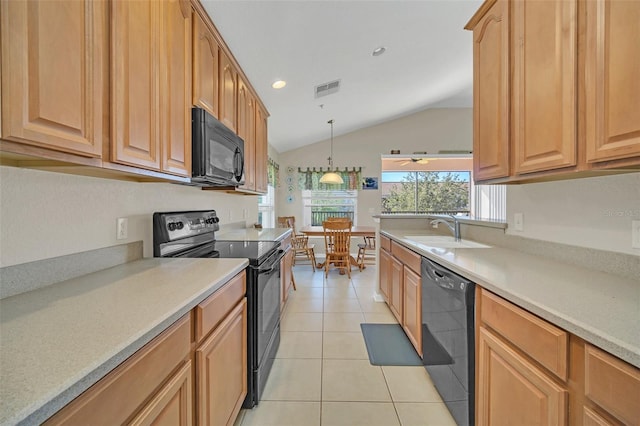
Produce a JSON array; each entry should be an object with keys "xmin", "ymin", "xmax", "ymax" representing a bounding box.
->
[{"xmin": 403, "ymin": 235, "xmax": 491, "ymax": 249}]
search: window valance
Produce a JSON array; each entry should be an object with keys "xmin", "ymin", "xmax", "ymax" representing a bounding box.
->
[{"xmin": 297, "ymin": 167, "xmax": 362, "ymax": 191}]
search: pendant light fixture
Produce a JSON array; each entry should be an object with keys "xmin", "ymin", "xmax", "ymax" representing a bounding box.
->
[{"xmin": 320, "ymin": 119, "xmax": 344, "ymax": 184}]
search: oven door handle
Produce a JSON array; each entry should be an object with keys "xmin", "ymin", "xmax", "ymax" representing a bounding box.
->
[{"xmin": 257, "ymin": 250, "xmax": 286, "ymax": 274}]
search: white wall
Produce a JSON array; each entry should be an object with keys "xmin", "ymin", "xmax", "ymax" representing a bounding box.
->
[
  {"xmin": 275, "ymin": 108, "xmax": 473, "ymax": 227},
  {"xmin": 506, "ymin": 173, "xmax": 640, "ymax": 256},
  {"xmin": 0, "ymin": 166, "xmax": 258, "ymax": 267}
]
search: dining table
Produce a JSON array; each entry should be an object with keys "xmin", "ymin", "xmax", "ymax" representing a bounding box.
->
[{"xmin": 299, "ymin": 225, "xmax": 376, "ymax": 271}]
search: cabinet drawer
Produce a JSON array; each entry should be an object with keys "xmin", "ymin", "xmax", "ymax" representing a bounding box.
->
[
  {"xmin": 380, "ymin": 235, "xmax": 391, "ymax": 252},
  {"xmin": 195, "ymin": 271, "xmax": 246, "ymax": 343},
  {"xmin": 390, "ymin": 241, "xmax": 421, "ymax": 274},
  {"xmin": 281, "ymin": 234, "xmax": 292, "ymax": 250},
  {"xmin": 584, "ymin": 344, "xmax": 640, "ymax": 425},
  {"xmin": 45, "ymin": 315, "xmax": 191, "ymax": 425},
  {"xmin": 480, "ymin": 289, "xmax": 568, "ymax": 381}
]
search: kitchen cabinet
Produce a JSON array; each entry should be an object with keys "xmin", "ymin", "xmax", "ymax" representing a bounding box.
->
[
  {"xmin": 44, "ymin": 315, "xmax": 192, "ymax": 425},
  {"xmin": 378, "ymin": 246, "xmax": 391, "ymax": 303},
  {"xmin": 379, "ymin": 235, "xmax": 422, "ymax": 356},
  {"xmin": 111, "ymin": 0, "xmax": 192, "ymax": 177},
  {"xmin": 469, "ymin": 0, "xmax": 510, "ymax": 181},
  {"xmin": 254, "ymin": 104, "xmax": 269, "ymax": 194},
  {"xmin": 0, "ymin": 0, "xmax": 107, "ymax": 158},
  {"xmin": 466, "ymin": 0, "xmax": 640, "ymax": 184},
  {"xmin": 280, "ymin": 235, "xmax": 295, "ymax": 310},
  {"xmin": 512, "ymin": 0, "xmax": 577, "ymax": 174},
  {"xmin": 194, "ymin": 270, "xmax": 247, "ymax": 426},
  {"xmin": 192, "ymin": 10, "xmax": 220, "ymax": 119},
  {"xmin": 584, "ymin": 0, "xmax": 640, "ymax": 164},
  {"xmin": 238, "ymin": 77, "xmax": 257, "ymax": 192},
  {"xmin": 219, "ymin": 51, "xmax": 238, "ymax": 134},
  {"xmin": 477, "ymin": 288, "xmax": 569, "ymax": 425}
]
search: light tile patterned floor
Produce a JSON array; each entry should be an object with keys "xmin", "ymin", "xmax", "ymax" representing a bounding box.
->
[{"xmin": 236, "ymin": 264, "xmax": 457, "ymax": 426}]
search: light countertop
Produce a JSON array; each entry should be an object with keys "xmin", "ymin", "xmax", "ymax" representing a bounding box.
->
[
  {"xmin": 216, "ymin": 227, "xmax": 292, "ymax": 242},
  {"xmin": 0, "ymin": 257, "xmax": 248, "ymax": 426},
  {"xmin": 381, "ymin": 228, "xmax": 640, "ymax": 368}
]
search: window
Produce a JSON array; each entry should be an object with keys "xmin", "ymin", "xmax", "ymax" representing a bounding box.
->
[
  {"xmin": 382, "ymin": 171, "xmax": 471, "ymax": 215},
  {"xmin": 302, "ymin": 190, "xmax": 358, "ymax": 226},
  {"xmin": 258, "ymin": 185, "xmax": 275, "ymax": 227},
  {"xmin": 380, "ymin": 156, "xmax": 506, "ymax": 221}
]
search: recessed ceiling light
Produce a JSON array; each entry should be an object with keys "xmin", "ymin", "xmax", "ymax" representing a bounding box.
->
[
  {"xmin": 372, "ymin": 46, "xmax": 386, "ymax": 57},
  {"xmin": 272, "ymin": 80, "xmax": 286, "ymax": 89}
]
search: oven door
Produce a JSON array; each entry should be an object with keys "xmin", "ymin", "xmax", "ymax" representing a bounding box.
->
[{"xmin": 254, "ymin": 250, "xmax": 284, "ymax": 367}]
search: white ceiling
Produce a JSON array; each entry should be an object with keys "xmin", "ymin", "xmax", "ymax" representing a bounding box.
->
[{"xmin": 202, "ymin": 0, "xmax": 482, "ymax": 153}]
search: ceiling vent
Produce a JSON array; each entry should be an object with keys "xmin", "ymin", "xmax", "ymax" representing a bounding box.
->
[{"xmin": 314, "ymin": 79, "xmax": 341, "ymax": 98}]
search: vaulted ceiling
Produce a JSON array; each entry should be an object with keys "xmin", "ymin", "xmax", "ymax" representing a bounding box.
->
[{"xmin": 202, "ymin": 0, "xmax": 482, "ymax": 153}]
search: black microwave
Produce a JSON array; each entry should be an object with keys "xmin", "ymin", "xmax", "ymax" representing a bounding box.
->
[{"xmin": 192, "ymin": 107, "xmax": 244, "ymax": 186}]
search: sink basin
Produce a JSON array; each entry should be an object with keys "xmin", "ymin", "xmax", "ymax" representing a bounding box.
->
[{"xmin": 403, "ymin": 235, "xmax": 491, "ymax": 249}]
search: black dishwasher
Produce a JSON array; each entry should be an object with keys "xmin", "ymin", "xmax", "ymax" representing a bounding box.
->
[{"xmin": 422, "ymin": 257, "xmax": 475, "ymax": 426}]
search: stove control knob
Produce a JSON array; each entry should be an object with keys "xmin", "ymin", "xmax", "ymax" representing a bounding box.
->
[
  {"xmin": 168, "ymin": 222, "xmax": 177, "ymax": 231},
  {"xmin": 212, "ymin": 217, "xmax": 220, "ymax": 223},
  {"xmin": 176, "ymin": 221, "xmax": 184, "ymax": 230}
]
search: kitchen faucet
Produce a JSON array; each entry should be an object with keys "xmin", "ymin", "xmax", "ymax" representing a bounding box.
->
[{"xmin": 430, "ymin": 215, "xmax": 461, "ymax": 242}]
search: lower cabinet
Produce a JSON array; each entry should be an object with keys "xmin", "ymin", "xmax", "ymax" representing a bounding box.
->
[
  {"xmin": 44, "ymin": 315, "xmax": 192, "ymax": 425},
  {"xmin": 196, "ymin": 299, "xmax": 247, "ymax": 426},
  {"xmin": 280, "ymin": 235, "xmax": 294, "ymax": 310},
  {"xmin": 45, "ymin": 270, "xmax": 248, "ymax": 425},
  {"xmin": 379, "ymin": 235, "xmax": 422, "ymax": 356},
  {"xmin": 477, "ymin": 326, "xmax": 568, "ymax": 425}
]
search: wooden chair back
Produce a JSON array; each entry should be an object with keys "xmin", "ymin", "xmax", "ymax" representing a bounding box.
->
[
  {"xmin": 322, "ymin": 220, "xmax": 352, "ymax": 255},
  {"xmin": 277, "ymin": 216, "xmax": 296, "ymax": 233}
]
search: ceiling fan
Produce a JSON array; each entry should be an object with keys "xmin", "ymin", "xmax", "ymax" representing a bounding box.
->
[{"xmin": 393, "ymin": 158, "xmax": 430, "ymax": 166}]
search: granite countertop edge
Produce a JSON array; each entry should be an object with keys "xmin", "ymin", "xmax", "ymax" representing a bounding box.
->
[
  {"xmin": 380, "ymin": 229, "xmax": 640, "ymax": 368},
  {"xmin": 1, "ymin": 258, "xmax": 249, "ymax": 426}
]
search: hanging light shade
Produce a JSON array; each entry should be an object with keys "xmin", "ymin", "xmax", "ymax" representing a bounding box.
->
[{"xmin": 320, "ymin": 119, "xmax": 344, "ymax": 184}]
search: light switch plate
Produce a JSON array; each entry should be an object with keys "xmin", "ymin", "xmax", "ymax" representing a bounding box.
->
[
  {"xmin": 513, "ymin": 213, "xmax": 524, "ymax": 232},
  {"xmin": 632, "ymin": 220, "xmax": 640, "ymax": 249}
]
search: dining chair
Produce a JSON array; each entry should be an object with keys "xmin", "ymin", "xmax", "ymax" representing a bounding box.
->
[
  {"xmin": 277, "ymin": 216, "xmax": 317, "ymax": 272},
  {"xmin": 356, "ymin": 235, "xmax": 376, "ymax": 271},
  {"xmin": 322, "ymin": 220, "xmax": 353, "ymax": 278}
]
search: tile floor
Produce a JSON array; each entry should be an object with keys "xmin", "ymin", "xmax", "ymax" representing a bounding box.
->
[{"xmin": 235, "ymin": 263, "xmax": 457, "ymax": 426}]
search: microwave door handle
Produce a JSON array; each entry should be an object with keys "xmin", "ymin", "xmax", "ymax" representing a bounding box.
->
[{"xmin": 234, "ymin": 148, "xmax": 244, "ymax": 181}]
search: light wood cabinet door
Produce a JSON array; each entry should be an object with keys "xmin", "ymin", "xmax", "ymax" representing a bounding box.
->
[
  {"xmin": 254, "ymin": 105, "xmax": 269, "ymax": 194},
  {"xmin": 402, "ymin": 266, "xmax": 422, "ymax": 357},
  {"xmin": 129, "ymin": 361, "xmax": 193, "ymax": 426},
  {"xmin": 160, "ymin": 0, "xmax": 191, "ymax": 176},
  {"xmin": 111, "ymin": 0, "xmax": 160, "ymax": 170},
  {"xmin": 281, "ymin": 248, "xmax": 294, "ymax": 309},
  {"xmin": 111, "ymin": 0, "xmax": 191, "ymax": 176},
  {"xmin": 512, "ymin": 0, "xmax": 577, "ymax": 174},
  {"xmin": 1, "ymin": 0, "xmax": 106, "ymax": 158},
  {"xmin": 219, "ymin": 51, "xmax": 237, "ymax": 133},
  {"xmin": 238, "ymin": 78, "xmax": 256, "ymax": 191},
  {"xmin": 477, "ymin": 326, "xmax": 568, "ymax": 426},
  {"xmin": 470, "ymin": 0, "xmax": 510, "ymax": 181},
  {"xmin": 378, "ymin": 249, "xmax": 391, "ymax": 303},
  {"xmin": 196, "ymin": 299, "xmax": 247, "ymax": 426},
  {"xmin": 192, "ymin": 11, "xmax": 219, "ymax": 119},
  {"xmin": 389, "ymin": 255, "xmax": 404, "ymax": 323},
  {"xmin": 585, "ymin": 0, "xmax": 640, "ymax": 164}
]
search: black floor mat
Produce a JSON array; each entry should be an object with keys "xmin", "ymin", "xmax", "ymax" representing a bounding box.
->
[{"xmin": 360, "ymin": 323, "xmax": 422, "ymax": 366}]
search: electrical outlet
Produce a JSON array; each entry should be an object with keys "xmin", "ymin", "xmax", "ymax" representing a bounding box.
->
[
  {"xmin": 243, "ymin": 208, "xmax": 248, "ymax": 219},
  {"xmin": 228, "ymin": 210, "xmax": 233, "ymax": 221},
  {"xmin": 513, "ymin": 213, "xmax": 524, "ymax": 232},
  {"xmin": 116, "ymin": 217, "xmax": 128, "ymax": 240},
  {"xmin": 632, "ymin": 220, "xmax": 640, "ymax": 249}
]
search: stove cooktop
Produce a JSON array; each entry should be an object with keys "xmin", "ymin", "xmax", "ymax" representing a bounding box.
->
[{"xmin": 214, "ymin": 240, "xmax": 280, "ymax": 266}]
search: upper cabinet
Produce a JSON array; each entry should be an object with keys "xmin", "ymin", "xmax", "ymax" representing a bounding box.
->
[
  {"xmin": 254, "ymin": 104, "xmax": 269, "ymax": 194},
  {"xmin": 512, "ymin": 0, "xmax": 577, "ymax": 174},
  {"xmin": 237, "ymin": 77, "xmax": 257, "ymax": 191},
  {"xmin": 111, "ymin": 0, "xmax": 192, "ymax": 177},
  {"xmin": 469, "ymin": 0, "xmax": 510, "ymax": 181},
  {"xmin": 466, "ymin": 0, "xmax": 640, "ymax": 184},
  {"xmin": 584, "ymin": 0, "xmax": 640, "ymax": 164},
  {"xmin": 192, "ymin": 11, "xmax": 220, "ymax": 119},
  {"xmin": 1, "ymin": 0, "xmax": 107, "ymax": 158},
  {"xmin": 219, "ymin": 51, "xmax": 238, "ymax": 134}
]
